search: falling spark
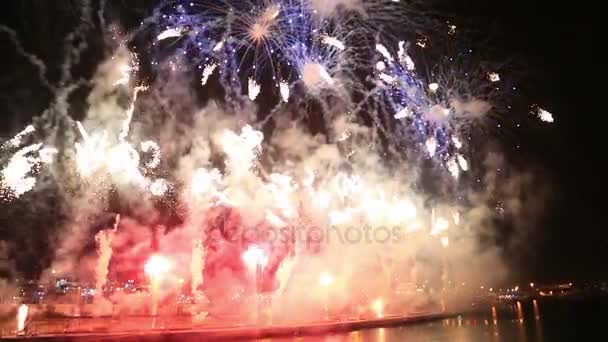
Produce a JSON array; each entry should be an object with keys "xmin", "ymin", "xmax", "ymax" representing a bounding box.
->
[
  {"xmin": 156, "ymin": 27, "xmax": 184, "ymax": 41},
  {"xmin": 488, "ymin": 72, "xmax": 500, "ymax": 82},
  {"xmin": 416, "ymin": 38, "xmax": 427, "ymax": 48},
  {"xmin": 534, "ymin": 107, "xmax": 554, "ymax": 123},
  {"xmin": 322, "ymin": 35, "xmax": 345, "ymax": 50},
  {"xmin": 248, "ymin": 78, "xmax": 261, "ymax": 100},
  {"xmin": 212, "ymin": 40, "xmax": 224, "ymax": 52},
  {"xmin": 447, "ymin": 157, "xmax": 459, "ymax": 179},
  {"xmin": 397, "ymin": 41, "xmax": 415, "ymax": 70},
  {"xmin": 448, "ymin": 24, "xmax": 457, "ymax": 35},
  {"xmin": 394, "ymin": 107, "xmax": 412, "ymax": 119},
  {"xmin": 425, "ymin": 138, "xmax": 437, "ymax": 157},
  {"xmin": 376, "ymin": 44, "xmax": 394, "ymax": 62},
  {"xmin": 279, "ymin": 81, "xmax": 290, "ymax": 102},
  {"xmin": 338, "ymin": 131, "xmax": 351, "ymax": 141},
  {"xmin": 452, "ymin": 136, "xmax": 463, "ymax": 149},
  {"xmin": 428, "ymin": 83, "xmax": 439, "ymax": 92},
  {"xmin": 457, "ymin": 154, "xmax": 469, "ymax": 171},
  {"xmin": 201, "ymin": 63, "xmax": 217, "ymax": 86}
]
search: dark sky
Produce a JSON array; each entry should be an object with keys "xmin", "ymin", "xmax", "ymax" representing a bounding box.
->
[{"xmin": 0, "ymin": 1, "xmax": 602, "ymax": 282}]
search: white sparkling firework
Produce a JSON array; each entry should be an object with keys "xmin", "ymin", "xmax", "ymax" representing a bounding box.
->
[
  {"xmin": 279, "ymin": 81, "xmax": 290, "ymax": 102},
  {"xmin": 447, "ymin": 157, "xmax": 460, "ymax": 179},
  {"xmin": 113, "ymin": 63, "xmax": 132, "ymax": 87},
  {"xmin": 3, "ymin": 125, "xmax": 35, "ymax": 149},
  {"xmin": 376, "ymin": 44, "xmax": 394, "ymax": 62},
  {"xmin": 535, "ymin": 107, "xmax": 554, "ymax": 123},
  {"xmin": 428, "ymin": 83, "xmax": 439, "ymax": 92},
  {"xmin": 394, "ymin": 107, "xmax": 412, "ymax": 119},
  {"xmin": 416, "ymin": 38, "xmax": 427, "ymax": 48},
  {"xmin": 322, "ymin": 35, "xmax": 345, "ymax": 51},
  {"xmin": 425, "ymin": 138, "xmax": 437, "ymax": 157},
  {"xmin": 248, "ymin": 78, "xmax": 261, "ymax": 100},
  {"xmin": 488, "ymin": 72, "xmax": 500, "ymax": 82},
  {"xmin": 397, "ymin": 41, "xmax": 415, "ymax": 70},
  {"xmin": 452, "ymin": 136, "xmax": 463, "ymax": 149},
  {"xmin": 457, "ymin": 154, "xmax": 469, "ymax": 171},
  {"xmin": 149, "ymin": 178, "xmax": 170, "ymax": 196},
  {"xmin": 448, "ymin": 24, "xmax": 457, "ymax": 35},
  {"xmin": 212, "ymin": 40, "xmax": 224, "ymax": 52},
  {"xmin": 200, "ymin": 63, "xmax": 218, "ymax": 86},
  {"xmin": 220, "ymin": 125, "xmax": 264, "ymax": 170},
  {"xmin": 1, "ymin": 143, "xmax": 43, "ymax": 198},
  {"xmin": 156, "ymin": 27, "xmax": 184, "ymax": 41}
]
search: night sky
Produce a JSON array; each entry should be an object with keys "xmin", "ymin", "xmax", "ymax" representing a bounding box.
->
[{"xmin": 0, "ymin": 1, "xmax": 602, "ymax": 283}]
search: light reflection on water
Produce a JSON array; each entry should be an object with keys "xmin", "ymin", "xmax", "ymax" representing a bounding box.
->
[{"xmin": 260, "ymin": 299, "xmax": 560, "ymax": 342}]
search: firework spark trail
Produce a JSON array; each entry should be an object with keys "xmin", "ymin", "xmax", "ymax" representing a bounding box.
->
[
  {"xmin": 0, "ymin": 26, "xmax": 54, "ymax": 92},
  {"xmin": 201, "ymin": 63, "xmax": 218, "ymax": 86},
  {"xmin": 94, "ymin": 214, "xmax": 119, "ymax": 297}
]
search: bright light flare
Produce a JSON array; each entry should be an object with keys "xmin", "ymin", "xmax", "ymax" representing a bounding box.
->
[
  {"xmin": 372, "ymin": 298, "xmax": 384, "ymax": 318},
  {"xmin": 319, "ymin": 272, "xmax": 334, "ymax": 287},
  {"xmin": 144, "ymin": 255, "xmax": 171, "ymax": 280},
  {"xmin": 242, "ymin": 245, "xmax": 268, "ymax": 270},
  {"xmin": 17, "ymin": 304, "xmax": 28, "ymax": 334}
]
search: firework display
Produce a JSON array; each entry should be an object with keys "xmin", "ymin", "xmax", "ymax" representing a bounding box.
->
[{"xmin": 0, "ymin": 0, "xmax": 554, "ymax": 327}]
